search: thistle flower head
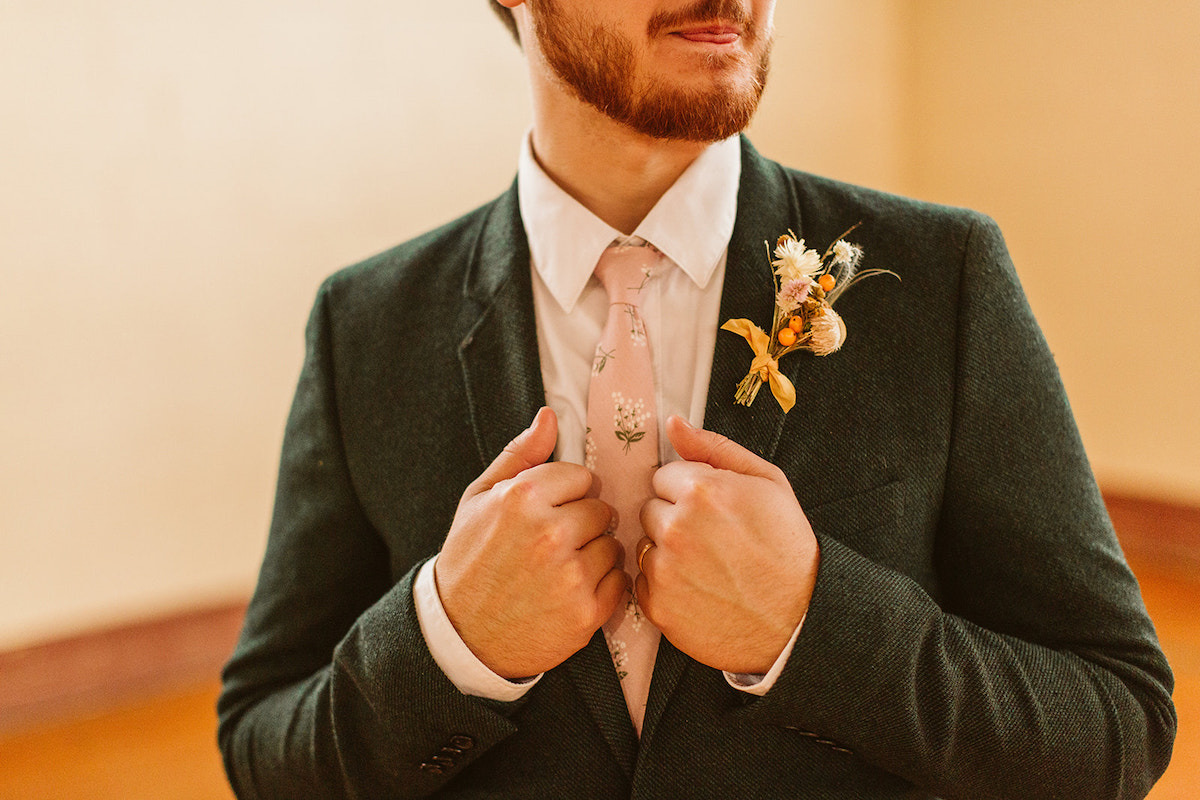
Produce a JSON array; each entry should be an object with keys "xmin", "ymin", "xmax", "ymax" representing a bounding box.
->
[{"xmin": 807, "ymin": 306, "xmax": 846, "ymax": 356}]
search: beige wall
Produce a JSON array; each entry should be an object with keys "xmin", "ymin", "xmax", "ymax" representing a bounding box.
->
[
  {"xmin": 905, "ymin": 2, "xmax": 1200, "ymax": 503},
  {"xmin": 1, "ymin": 2, "xmax": 1196, "ymax": 649},
  {"xmin": 1, "ymin": 2, "xmax": 536, "ymax": 648}
]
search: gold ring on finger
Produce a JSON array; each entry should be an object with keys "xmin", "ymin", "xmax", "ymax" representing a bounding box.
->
[{"xmin": 637, "ymin": 539, "xmax": 657, "ymax": 573}]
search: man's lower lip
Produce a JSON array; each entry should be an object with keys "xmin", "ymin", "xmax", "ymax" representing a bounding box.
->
[{"xmin": 674, "ymin": 32, "xmax": 740, "ymax": 45}]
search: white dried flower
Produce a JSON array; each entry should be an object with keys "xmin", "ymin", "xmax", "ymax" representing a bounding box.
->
[
  {"xmin": 772, "ymin": 237, "xmax": 822, "ymax": 282},
  {"xmin": 807, "ymin": 306, "xmax": 846, "ymax": 356},
  {"xmin": 832, "ymin": 240, "xmax": 863, "ymax": 267}
]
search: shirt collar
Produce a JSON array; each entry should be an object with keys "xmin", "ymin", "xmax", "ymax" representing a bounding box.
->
[{"xmin": 517, "ymin": 132, "xmax": 741, "ymax": 313}]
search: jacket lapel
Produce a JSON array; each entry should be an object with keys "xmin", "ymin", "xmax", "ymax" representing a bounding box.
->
[
  {"xmin": 458, "ymin": 182, "xmax": 547, "ymax": 468},
  {"xmin": 640, "ymin": 137, "xmax": 808, "ymax": 746},
  {"xmin": 564, "ymin": 632, "xmax": 639, "ymax": 776},
  {"xmin": 701, "ymin": 136, "xmax": 806, "ymax": 457},
  {"xmin": 458, "ymin": 181, "xmax": 639, "ymax": 775}
]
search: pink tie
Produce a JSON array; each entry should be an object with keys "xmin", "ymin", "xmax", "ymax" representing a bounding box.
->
[{"xmin": 588, "ymin": 242, "xmax": 663, "ymax": 736}]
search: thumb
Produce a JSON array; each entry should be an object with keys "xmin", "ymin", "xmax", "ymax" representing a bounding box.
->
[
  {"xmin": 666, "ymin": 415, "xmax": 779, "ymax": 480},
  {"xmin": 467, "ymin": 406, "xmax": 558, "ymax": 496}
]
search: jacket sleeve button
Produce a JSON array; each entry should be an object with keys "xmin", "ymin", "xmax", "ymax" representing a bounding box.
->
[
  {"xmin": 449, "ymin": 734, "xmax": 476, "ymax": 750},
  {"xmin": 419, "ymin": 762, "xmax": 445, "ymax": 776}
]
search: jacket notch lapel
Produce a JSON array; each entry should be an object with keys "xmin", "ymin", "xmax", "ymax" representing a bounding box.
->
[
  {"xmin": 564, "ymin": 633, "xmax": 639, "ymax": 776},
  {"xmin": 458, "ymin": 184, "xmax": 546, "ymax": 467},
  {"xmin": 702, "ymin": 137, "xmax": 803, "ymax": 462}
]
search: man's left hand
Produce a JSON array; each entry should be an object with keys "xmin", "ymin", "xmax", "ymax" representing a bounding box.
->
[{"xmin": 636, "ymin": 416, "xmax": 819, "ymax": 675}]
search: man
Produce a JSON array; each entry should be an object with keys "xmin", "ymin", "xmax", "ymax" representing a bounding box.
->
[{"xmin": 218, "ymin": 1, "xmax": 1176, "ymax": 797}]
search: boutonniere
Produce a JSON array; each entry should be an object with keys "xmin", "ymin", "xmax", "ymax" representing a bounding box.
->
[{"xmin": 721, "ymin": 225, "xmax": 898, "ymax": 413}]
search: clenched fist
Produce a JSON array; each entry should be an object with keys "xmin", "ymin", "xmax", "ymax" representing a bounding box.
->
[
  {"xmin": 636, "ymin": 416, "xmax": 819, "ymax": 675},
  {"xmin": 436, "ymin": 407, "xmax": 627, "ymax": 679}
]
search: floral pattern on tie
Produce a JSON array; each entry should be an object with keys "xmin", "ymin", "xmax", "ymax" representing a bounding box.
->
[
  {"xmin": 584, "ymin": 428, "xmax": 597, "ymax": 471},
  {"xmin": 611, "ymin": 392, "xmax": 649, "ymax": 453},
  {"xmin": 592, "ymin": 345, "xmax": 615, "ymax": 376},
  {"xmin": 605, "ymin": 631, "xmax": 629, "ymax": 681},
  {"xmin": 625, "ymin": 594, "xmax": 645, "ymax": 633},
  {"xmin": 622, "ymin": 304, "xmax": 647, "ymax": 346}
]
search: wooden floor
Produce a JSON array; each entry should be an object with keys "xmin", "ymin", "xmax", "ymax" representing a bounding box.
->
[{"xmin": 0, "ymin": 556, "xmax": 1195, "ymax": 799}]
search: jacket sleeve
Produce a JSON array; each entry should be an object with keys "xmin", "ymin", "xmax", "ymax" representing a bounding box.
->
[
  {"xmin": 741, "ymin": 214, "xmax": 1176, "ymax": 799},
  {"xmin": 217, "ymin": 280, "xmax": 521, "ymax": 799}
]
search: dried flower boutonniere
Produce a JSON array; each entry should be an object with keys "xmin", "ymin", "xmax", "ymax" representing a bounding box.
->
[{"xmin": 721, "ymin": 225, "xmax": 898, "ymax": 413}]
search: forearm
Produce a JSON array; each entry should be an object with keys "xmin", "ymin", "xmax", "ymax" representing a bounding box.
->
[
  {"xmin": 220, "ymin": 572, "xmax": 521, "ymax": 799},
  {"xmin": 744, "ymin": 534, "xmax": 1175, "ymax": 800}
]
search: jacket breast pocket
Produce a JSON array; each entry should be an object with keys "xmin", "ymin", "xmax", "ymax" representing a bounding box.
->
[{"xmin": 803, "ymin": 479, "xmax": 904, "ymax": 540}]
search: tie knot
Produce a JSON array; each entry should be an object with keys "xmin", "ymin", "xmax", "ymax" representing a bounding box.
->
[{"xmin": 594, "ymin": 243, "xmax": 660, "ymax": 306}]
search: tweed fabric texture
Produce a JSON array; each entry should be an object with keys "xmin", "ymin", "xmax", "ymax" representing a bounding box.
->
[{"xmin": 217, "ymin": 138, "xmax": 1175, "ymax": 799}]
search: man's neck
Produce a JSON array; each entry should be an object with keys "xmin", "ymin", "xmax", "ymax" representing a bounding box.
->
[{"xmin": 529, "ymin": 98, "xmax": 709, "ymax": 236}]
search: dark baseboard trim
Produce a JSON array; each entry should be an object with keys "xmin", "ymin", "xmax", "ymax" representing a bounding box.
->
[
  {"xmin": 0, "ymin": 599, "xmax": 247, "ymax": 737},
  {"xmin": 1, "ymin": 491, "xmax": 1196, "ymax": 735}
]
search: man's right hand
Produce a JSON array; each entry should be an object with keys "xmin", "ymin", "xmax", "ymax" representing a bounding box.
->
[{"xmin": 435, "ymin": 407, "xmax": 626, "ymax": 679}]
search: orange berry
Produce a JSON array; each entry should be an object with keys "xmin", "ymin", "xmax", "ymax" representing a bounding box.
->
[
  {"xmin": 788, "ymin": 315, "xmax": 804, "ymax": 333},
  {"xmin": 819, "ymin": 274, "xmax": 836, "ymax": 292},
  {"xmin": 777, "ymin": 327, "xmax": 797, "ymax": 347}
]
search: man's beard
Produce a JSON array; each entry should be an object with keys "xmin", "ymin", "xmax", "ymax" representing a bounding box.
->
[{"xmin": 529, "ymin": 0, "xmax": 772, "ymax": 142}]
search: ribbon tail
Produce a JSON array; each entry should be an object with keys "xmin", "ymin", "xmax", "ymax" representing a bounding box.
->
[{"xmin": 767, "ymin": 369, "xmax": 796, "ymax": 414}]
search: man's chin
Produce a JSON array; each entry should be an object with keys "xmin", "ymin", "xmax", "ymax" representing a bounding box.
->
[
  {"xmin": 614, "ymin": 101, "xmax": 758, "ymax": 143},
  {"xmin": 611, "ymin": 76, "xmax": 764, "ymax": 142}
]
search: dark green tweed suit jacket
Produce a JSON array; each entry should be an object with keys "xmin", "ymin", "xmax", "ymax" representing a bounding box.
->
[{"xmin": 218, "ymin": 139, "xmax": 1175, "ymax": 799}]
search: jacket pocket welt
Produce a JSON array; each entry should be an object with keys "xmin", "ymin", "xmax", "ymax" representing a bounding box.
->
[{"xmin": 804, "ymin": 479, "xmax": 904, "ymax": 538}]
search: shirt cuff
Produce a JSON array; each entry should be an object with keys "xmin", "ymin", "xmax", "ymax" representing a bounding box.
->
[
  {"xmin": 722, "ymin": 613, "xmax": 806, "ymax": 696},
  {"xmin": 413, "ymin": 556, "xmax": 542, "ymax": 702}
]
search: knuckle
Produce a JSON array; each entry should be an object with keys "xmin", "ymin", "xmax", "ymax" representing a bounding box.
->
[
  {"xmin": 560, "ymin": 559, "xmax": 586, "ymax": 594},
  {"xmin": 682, "ymin": 473, "xmax": 716, "ymax": 505},
  {"xmin": 654, "ymin": 515, "xmax": 682, "ymax": 549},
  {"xmin": 539, "ymin": 520, "xmax": 572, "ymax": 553},
  {"xmin": 495, "ymin": 476, "xmax": 538, "ymax": 508},
  {"xmin": 646, "ymin": 546, "xmax": 670, "ymax": 582}
]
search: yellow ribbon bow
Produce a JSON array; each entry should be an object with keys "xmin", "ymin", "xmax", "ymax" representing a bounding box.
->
[{"xmin": 720, "ymin": 318, "xmax": 797, "ymax": 413}]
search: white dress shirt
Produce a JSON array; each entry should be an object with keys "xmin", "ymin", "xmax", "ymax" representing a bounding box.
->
[{"xmin": 414, "ymin": 133, "xmax": 802, "ymax": 702}]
